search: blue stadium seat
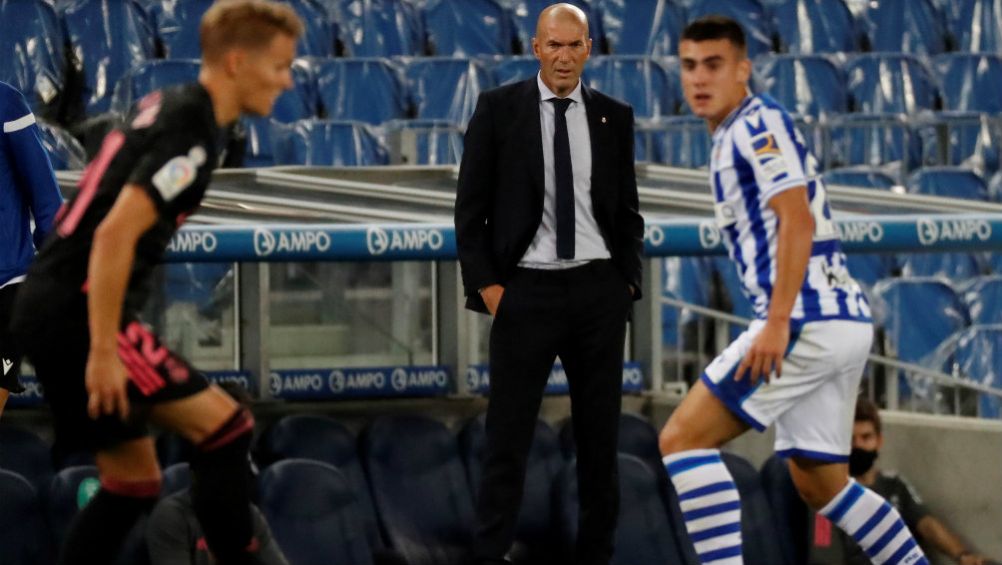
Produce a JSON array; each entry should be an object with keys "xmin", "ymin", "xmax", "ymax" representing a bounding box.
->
[
  {"xmin": 943, "ymin": 325, "xmax": 1002, "ymax": 417},
  {"xmin": 963, "ymin": 276, "xmax": 1002, "ymax": 325},
  {"xmin": 907, "ymin": 167, "xmax": 989, "ymax": 200},
  {"xmin": 149, "ymin": 0, "xmax": 213, "ymax": 59},
  {"xmin": 615, "ymin": 413, "xmax": 663, "ymax": 476},
  {"xmin": 276, "ymin": 0, "xmax": 338, "ymax": 56},
  {"xmin": 336, "ymin": 0, "xmax": 424, "ymax": 57},
  {"xmin": 555, "ymin": 454, "xmax": 690, "ymax": 565},
  {"xmin": 586, "ymin": 56, "xmax": 677, "ymax": 119},
  {"xmin": 36, "ymin": 121, "xmax": 88, "ymax": 171},
  {"xmin": 0, "ymin": 469, "xmax": 46, "ymax": 565},
  {"xmin": 361, "ymin": 415, "xmax": 476, "ymax": 565},
  {"xmin": 759, "ymin": 455, "xmax": 809, "ymax": 565},
  {"xmin": 820, "ymin": 166, "xmax": 898, "ymax": 189},
  {"xmin": 46, "ymin": 465, "xmax": 100, "ymax": 547},
  {"xmin": 950, "ymin": 0, "xmax": 1002, "ymax": 53},
  {"xmin": 62, "ymin": 0, "xmax": 157, "ymax": 117},
  {"xmin": 900, "ymin": 253, "xmax": 985, "ymax": 283},
  {"xmin": 161, "ymin": 462, "xmax": 190, "ymax": 496},
  {"xmin": 770, "ymin": 0, "xmax": 861, "ymax": 54},
  {"xmin": 511, "ymin": 0, "xmax": 601, "ymax": 55},
  {"xmin": 315, "ymin": 58, "xmax": 407, "ymax": 124},
  {"xmin": 873, "ymin": 277, "xmax": 970, "ymax": 368},
  {"xmin": 0, "ymin": 426, "xmax": 52, "ymax": 488},
  {"xmin": 260, "ymin": 459, "xmax": 374, "ymax": 565},
  {"xmin": 755, "ymin": 55, "xmax": 847, "ymax": 118},
  {"xmin": 992, "ymin": 171, "xmax": 1002, "ymax": 202},
  {"xmin": 459, "ymin": 415, "xmax": 563, "ymax": 562},
  {"xmin": 259, "ymin": 415, "xmax": 382, "ymax": 549},
  {"xmin": 423, "ymin": 0, "xmax": 514, "ymax": 56},
  {"xmin": 993, "ymin": 254, "xmax": 1002, "ymax": 274},
  {"xmin": 488, "ymin": 55, "xmax": 539, "ymax": 87},
  {"xmin": 110, "ymin": 59, "xmax": 200, "ymax": 114},
  {"xmin": 273, "ymin": 58, "xmax": 320, "ymax": 123},
  {"xmin": 637, "ymin": 116, "xmax": 711, "ymax": 167},
  {"xmin": 932, "ymin": 54, "xmax": 1002, "ymax": 114},
  {"xmin": 824, "ymin": 113, "xmax": 922, "ymax": 176},
  {"xmin": 686, "ymin": 0, "xmax": 774, "ymax": 57},
  {"xmin": 599, "ymin": 0, "xmax": 685, "ymax": 56},
  {"xmin": 241, "ymin": 117, "xmax": 280, "ymax": 167},
  {"xmin": 0, "ymin": 0, "xmax": 66, "ymax": 118},
  {"xmin": 272, "ymin": 119, "xmax": 389, "ymax": 166},
  {"xmin": 845, "ymin": 254, "xmax": 895, "ymax": 290},
  {"xmin": 384, "ymin": 119, "xmax": 464, "ymax": 165},
  {"xmin": 866, "ymin": 0, "xmax": 948, "ymax": 54},
  {"xmin": 720, "ymin": 452, "xmax": 789, "ymax": 565},
  {"xmin": 846, "ymin": 54, "xmax": 938, "ymax": 114},
  {"xmin": 403, "ymin": 58, "xmax": 492, "ymax": 123},
  {"xmin": 911, "ymin": 112, "xmax": 1001, "ymax": 173}
]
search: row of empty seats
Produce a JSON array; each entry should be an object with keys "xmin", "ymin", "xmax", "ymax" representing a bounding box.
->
[{"xmin": 0, "ymin": 413, "xmax": 822, "ymax": 565}]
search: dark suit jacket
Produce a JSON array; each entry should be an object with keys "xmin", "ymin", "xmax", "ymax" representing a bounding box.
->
[{"xmin": 454, "ymin": 78, "xmax": 644, "ymax": 313}]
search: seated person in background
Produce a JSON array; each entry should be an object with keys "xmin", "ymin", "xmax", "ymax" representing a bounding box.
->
[
  {"xmin": 146, "ymin": 382, "xmax": 288, "ymax": 565},
  {"xmin": 812, "ymin": 397, "xmax": 990, "ymax": 565}
]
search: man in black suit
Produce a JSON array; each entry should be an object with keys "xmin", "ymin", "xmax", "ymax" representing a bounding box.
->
[{"xmin": 454, "ymin": 4, "xmax": 643, "ymax": 564}]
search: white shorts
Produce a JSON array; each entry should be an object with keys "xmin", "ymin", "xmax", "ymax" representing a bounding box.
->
[{"xmin": 702, "ymin": 319, "xmax": 874, "ymax": 462}]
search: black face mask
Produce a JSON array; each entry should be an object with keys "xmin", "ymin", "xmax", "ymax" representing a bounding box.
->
[{"xmin": 849, "ymin": 447, "xmax": 878, "ymax": 476}]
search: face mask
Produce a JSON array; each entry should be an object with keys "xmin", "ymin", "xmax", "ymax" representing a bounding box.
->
[{"xmin": 849, "ymin": 447, "xmax": 878, "ymax": 476}]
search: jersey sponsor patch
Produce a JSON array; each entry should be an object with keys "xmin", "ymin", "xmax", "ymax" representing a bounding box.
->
[
  {"xmin": 152, "ymin": 154, "xmax": 198, "ymax": 201},
  {"xmin": 751, "ymin": 133, "xmax": 789, "ymax": 182}
]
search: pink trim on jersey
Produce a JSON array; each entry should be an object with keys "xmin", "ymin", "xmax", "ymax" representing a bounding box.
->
[
  {"xmin": 116, "ymin": 334, "xmax": 166, "ymax": 396},
  {"xmin": 101, "ymin": 476, "xmax": 161, "ymax": 498},
  {"xmin": 57, "ymin": 130, "xmax": 126, "ymax": 237}
]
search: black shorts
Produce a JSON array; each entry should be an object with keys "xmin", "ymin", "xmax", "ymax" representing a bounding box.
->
[
  {"xmin": 0, "ymin": 282, "xmax": 25, "ymax": 393},
  {"xmin": 13, "ymin": 277, "xmax": 209, "ymax": 451}
]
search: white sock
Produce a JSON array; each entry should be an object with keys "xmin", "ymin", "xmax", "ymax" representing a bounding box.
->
[
  {"xmin": 820, "ymin": 479, "xmax": 929, "ymax": 565},
  {"xmin": 664, "ymin": 449, "xmax": 743, "ymax": 565}
]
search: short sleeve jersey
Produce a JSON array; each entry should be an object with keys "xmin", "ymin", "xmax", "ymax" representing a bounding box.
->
[{"xmin": 28, "ymin": 83, "xmax": 226, "ymax": 314}]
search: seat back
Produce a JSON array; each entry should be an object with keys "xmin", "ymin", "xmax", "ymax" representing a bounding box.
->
[
  {"xmin": 755, "ymin": 55, "xmax": 847, "ymax": 117},
  {"xmin": 963, "ymin": 276, "xmax": 1002, "ymax": 325},
  {"xmin": 872, "ymin": 278, "xmax": 970, "ymax": 365},
  {"xmin": 599, "ymin": 0, "xmax": 685, "ymax": 56},
  {"xmin": 933, "ymin": 54, "xmax": 1002, "ymax": 113},
  {"xmin": 0, "ymin": 425, "xmax": 53, "ymax": 487},
  {"xmin": 0, "ymin": 0, "xmax": 66, "ymax": 118},
  {"xmin": 906, "ymin": 167, "xmax": 988, "ymax": 200},
  {"xmin": 316, "ymin": 57, "xmax": 407, "ymax": 124},
  {"xmin": 423, "ymin": 0, "xmax": 513, "ymax": 56},
  {"xmin": 385, "ymin": 119, "xmax": 464, "ymax": 165},
  {"xmin": 337, "ymin": 0, "xmax": 424, "ymax": 57},
  {"xmin": 404, "ymin": 58, "xmax": 492, "ymax": 123},
  {"xmin": 951, "ymin": 0, "xmax": 1002, "ymax": 53},
  {"xmin": 846, "ymin": 54, "xmax": 938, "ymax": 114},
  {"xmin": 111, "ymin": 59, "xmax": 200, "ymax": 114},
  {"xmin": 867, "ymin": 0, "xmax": 948, "ymax": 54},
  {"xmin": 586, "ymin": 56, "xmax": 677, "ymax": 119},
  {"xmin": 273, "ymin": 118, "xmax": 389, "ymax": 166},
  {"xmin": 771, "ymin": 0, "xmax": 860, "ymax": 53},
  {"xmin": 0, "ymin": 469, "xmax": 47, "ymax": 565},
  {"xmin": 151, "ymin": 0, "xmax": 214, "ymax": 59},
  {"xmin": 46, "ymin": 465, "xmax": 100, "ymax": 546}
]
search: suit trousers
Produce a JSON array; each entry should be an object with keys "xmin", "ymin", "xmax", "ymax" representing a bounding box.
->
[{"xmin": 474, "ymin": 259, "xmax": 632, "ymax": 565}]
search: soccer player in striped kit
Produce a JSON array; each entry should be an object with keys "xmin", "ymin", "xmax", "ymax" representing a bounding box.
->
[{"xmin": 658, "ymin": 16, "xmax": 929, "ymax": 565}]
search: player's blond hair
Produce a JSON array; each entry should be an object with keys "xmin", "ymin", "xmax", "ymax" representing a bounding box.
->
[{"xmin": 200, "ymin": 0, "xmax": 303, "ymax": 63}]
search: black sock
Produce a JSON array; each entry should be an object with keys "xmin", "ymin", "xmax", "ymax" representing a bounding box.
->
[
  {"xmin": 190, "ymin": 408, "xmax": 256, "ymax": 565},
  {"xmin": 58, "ymin": 481, "xmax": 160, "ymax": 565}
]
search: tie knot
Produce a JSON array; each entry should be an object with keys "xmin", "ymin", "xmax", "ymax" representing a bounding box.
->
[{"xmin": 550, "ymin": 97, "xmax": 572, "ymax": 115}]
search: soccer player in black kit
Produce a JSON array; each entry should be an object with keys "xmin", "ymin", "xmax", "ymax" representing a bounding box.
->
[{"xmin": 10, "ymin": 2, "xmax": 302, "ymax": 564}]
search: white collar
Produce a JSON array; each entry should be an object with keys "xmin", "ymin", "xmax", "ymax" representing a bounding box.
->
[{"xmin": 537, "ymin": 72, "xmax": 584, "ymax": 105}]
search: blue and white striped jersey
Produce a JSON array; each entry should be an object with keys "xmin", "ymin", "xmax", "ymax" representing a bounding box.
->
[{"xmin": 709, "ymin": 94, "xmax": 870, "ymax": 323}]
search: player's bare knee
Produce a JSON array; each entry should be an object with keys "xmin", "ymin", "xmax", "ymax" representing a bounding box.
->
[{"xmin": 658, "ymin": 420, "xmax": 692, "ymax": 456}]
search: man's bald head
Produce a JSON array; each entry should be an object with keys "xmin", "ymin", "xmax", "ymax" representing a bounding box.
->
[{"xmin": 535, "ymin": 3, "xmax": 589, "ymax": 39}]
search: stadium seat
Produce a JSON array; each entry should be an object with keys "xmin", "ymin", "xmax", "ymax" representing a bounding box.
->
[
  {"xmin": 273, "ymin": 58, "xmax": 320, "ymax": 123},
  {"xmin": 637, "ymin": 116, "xmax": 711, "ymax": 167},
  {"xmin": 906, "ymin": 167, "xmax": 989, "ymax": 200},
  {"xmin": 258, "ymin": 415, "xmax": 382, "ymax": 549},
  {"xmin": 0, "ymin": 469, "xmax": 47, "ymax": 565},
  {"xmin": 866, "ymin": 0, "xmax": 948, "ymax": 55},
  {"xmin": 241, "ymin": 117, "xmax": 280, "ymax": 167},
  {"xmin": 0, "ymin": 426, "xmax": 52, "ymax": 488},
  {"xmin": 845, "ymin": 254, "xmax": 896, "ymax": 290},
  {"xmin": 403, "ymin": 58, "xmax": 492, "ymax": 124},
  {"xmin": 275, "ymin": 0, "xmax": 338, "ymax": 57},
  {"xmin": 0, "ymin": 0, "xmax": 66, "ymax": 119},
  {"xmin": 845, "ymin": 54, "xmax": 939, "ymax": 114},
  {"xmin": 555, "ymin": 454, "xmax": 690, "ymax": 565},
  {"xmin": 962, "ymin": 275, "xmax": 1002, "ymax": 325},
  {"xmin": 759, "ymin": 454, "xmax": 809, "ymax": 565},
  {"xmin": 824, "ymin": 113, "xmax": 922, "ymax": 176},
  {"xmin": 909, "ymin": 111, "xmax": 1002, "ymax": 173},
  {"xmin": 770, "ymin": 0, "xmax": 861, "ymax": 54},
  {"xmin": 599, "ymin": 0, "xmax": 686, "ymax": 56},
  {"xmin": 46, "ymin": 465, "xmax": 100, "ymax": 547},
  {"xmin": 384, "ymin": 119, "xmax": 464, "ymax": 165},
  {"xmin": 932, "ymin": 54, "xmax": 1002, "ymax": 114},
  {"xmin": 755, "ymin": 55, "xmax": 847, "ymax": 118},
  {"xmin": 260, "ymin": 459, "xmax": 375, "ymax": 565},
  {"xmin": 272, "ymin": 119, "xmax": 389, "ymax": 166},
  {"xmin": 315, "ymin": 58, "xmax": 407, "ymax": 124},
  {"xmin": 36, "ymin": 121, "xmax": 88, "ymax": 171},
  {"xmin": 720, "ymin": 452, "xmax": 789, "ymax": 565},
  {"xmin": 110, "ymin": 59, "xmax": 200, "ymax": 114},
  {"xmin": 950, "ymin": 0, "xmax": 1002, "ymax": 53},
  {"xmin": 510, "ymin": 0, "xmax": 601, "ymax": 55},
  {"xmin": 686, "ymin": 0, "xmax": 774, "ymax": 57},
  {"xmin": 62, "ymin": 0, "xmax": 157, "ymax": 117},
  {"xmin": 488, "ymin": 55, "xmax": 540, "ymax": 87},
  {"xmin": 161, "ymin": 462, "xmax": 190, "ymax": 496},
  {"xmin": 941, "ymin": 325, "xmax": 1002, "ymax": 417},
  {"xmin": 361, "ymin": 415, "xmax": 476, "ymax": 565},
  {"xmin": 900, "ymin": 253, "xmax": 985, "ymax": 283},
  {"xmin": 423, "ymin": 0, "xmax": 514, "ymax": 56},
  {"xmin": 820, "ymin": 166, "xmax": 899, "ymax": 190},
  {"xmin": 991, "ymin": 171, "xmax": 1002, "ymax": 202},
  {"xmin": 149, "ymin": 0, "xmax": 213, "ymax": 59},
  {"xmin": 336, "ymin": 0, "xmax": 424, "ymax": 57},
  {"xmin": 586, "ymin": 56, "xmax": 678, "ymax": 119},
  {"xmin": 459, "ymin": 415, "xmax": 564, "ymax": 563}
]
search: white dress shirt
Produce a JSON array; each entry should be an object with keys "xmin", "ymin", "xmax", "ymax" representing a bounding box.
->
[{"xmin": 519, "ymin": 73, "xmax": 611, "ymax": 269}]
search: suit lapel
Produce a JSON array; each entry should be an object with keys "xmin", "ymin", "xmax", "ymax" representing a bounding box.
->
[
  {"xmin": 521, "ymin": 79, "xmax": 546, "ymax": 202},
  {"xmin": 581, "ymin": 83, "xmax": 608, "ymax": 194}
]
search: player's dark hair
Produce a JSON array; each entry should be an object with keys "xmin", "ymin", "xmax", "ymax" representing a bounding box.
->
[
  {"xmin": 854, "ymin": 396, "xmax": 882, "ymax": 434},
  {"xmin": 682, "ymin": 15, "xmax": 747, "ymax": 53},
  {"xmin": 200, "ymin": 0, "xmax": 303, "ymax": 63}
]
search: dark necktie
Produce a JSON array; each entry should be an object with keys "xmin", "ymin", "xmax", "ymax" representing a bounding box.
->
[{"xmin": 550, "ymin": 97, "xmax": 575, "ymax": 259}]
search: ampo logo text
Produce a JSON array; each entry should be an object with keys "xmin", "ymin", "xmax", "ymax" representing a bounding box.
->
[
  {"xmin": 644, "ymin": 225, "xmax": 665, "ymax": 247},
  {"xmin": 367, "ymin": 227, "xmax": 444, "ymax": 256},
  {"xmin": 917, "ymin": 218, "xmax": 992, "ymax": 246},
  {"xmin": 254, "ymin": 229, "xmax": 332, "ymax": 257},
  {"xmin": 699, "ymin": 220, "xmax": 722, "ymax": 249},
  {"xmin": 167, "ymin": 231, "xmax": 218, "ymax": 253}
]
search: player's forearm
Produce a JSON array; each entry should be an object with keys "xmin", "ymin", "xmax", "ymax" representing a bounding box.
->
[
  {"xmin": 767, "ymin": 213, "xmax": 814, "ymax": 322},
  {"xmin": 87, "ymin": 227, "xmax": 137, "ymax": 353},
  {"xmin": 918, "ymin": 516, "xmax": 968, "ymax": 561}
]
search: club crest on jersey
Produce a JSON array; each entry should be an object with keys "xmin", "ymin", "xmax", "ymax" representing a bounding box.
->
[{"xmin": 152, "ymin": 155, "xmax": 197, "ymax": 201}]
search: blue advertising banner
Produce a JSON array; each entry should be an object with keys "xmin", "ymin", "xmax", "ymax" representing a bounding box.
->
[
  {"xmin": 8, "ymin": 371, "xmax": 257, "ymax": 407},
  {"xmin": 465, "ymin": 362, "xmax": 645, "ymax": 395},
  {"xmin": 268, "ymin": 366, "xmax": 452, "ymax": 400}
]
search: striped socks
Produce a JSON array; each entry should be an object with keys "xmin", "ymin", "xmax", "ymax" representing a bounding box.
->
[
  {"xmin": 821, "ymin": 479, "xmax": 929, "ymax": 565},
  {"xmin": 664, "ymin": 449, "xmax": 744, "ymax": 565}
]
